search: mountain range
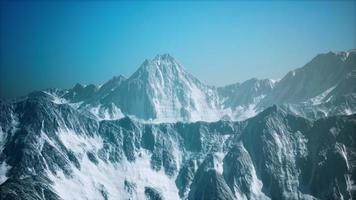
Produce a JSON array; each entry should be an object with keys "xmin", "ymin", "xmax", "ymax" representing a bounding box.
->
[
  {"xmin": 36, "ymin": 50, "xmax": 356, "ymax": 123},
  {"xmin": 0, "ymin": 50, "xmax": 355, "ymax": 200}
]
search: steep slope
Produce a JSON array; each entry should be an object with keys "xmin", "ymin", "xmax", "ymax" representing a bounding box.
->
[
  {"xmin": 0, "ymin": 93, "xmax": 236, "ymax": 199},
  {"xmin": 40, "ymin": 50, "xmax": 355, "ymax": 122},
  {"xmin": 263, "ymin": 50, "xmax": 356, "ymax": 104},
  {"xmin": 301, "ymin": 114, "xmax": 356, "ymax": 199},
  {"xmin": 62, "ymin": 75, "xmax": 127, "ymax": 104},
  {"xmin": 218, "ymin": 78, "xmax": 276, "ymax": 120},
  {"xmin": 218, "ymin": 78, "xmax": 276, "ymax": 107},
  {"xmin": 256, "ymin": 50, "xmax": 356, "ymax": 120},
  {"xmin": 241, "ymin": 106, "xmax": 313, "ymax": 199},
  {"xmin": 62, "ymin": 83, "xmax": 99, "ymax": 103},
  {"xmin": 101, "ymin": 54, "xmax": 222, "ymax": 122},
  {"xmin": 1, "ymin": 93, "xmax": 355, "ymax": 200},
  {"xmin": 52, "ymin": 55, "xmax": 279, "ymax": 122}
]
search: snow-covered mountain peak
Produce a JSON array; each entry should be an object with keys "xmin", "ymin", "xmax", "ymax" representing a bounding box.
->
[
  {"xmin": 1, "ymin": 50, "xmax": 356, "ymax": 200},
  {"xmin": 112, "ymin": 54, "xmax": 221, "ymax": 122},
  {"xmin": 128, "ymin": 54, "xmax": 200, "ymax": 91},
  {"xmin": 153, "ymin": 53, "xmax": 176, "ymax": 62},
  {"xmin": 136, "ymin": 54, "xmax": 184, "ymax": 77},
  {"xmin": 45, "ymin": 50, "xmax": 356, "ymax": 122}
]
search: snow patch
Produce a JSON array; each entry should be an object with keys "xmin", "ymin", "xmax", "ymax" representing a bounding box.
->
[
  {"xmin": 214, "ymin": 152, "xmax": 225, "ymax": 174},
  {"xmin": 68, "ymin": 101, "xmax": 83, "ymax": 110},
  {"xmin": 0, "ymin": 161, "xmax": 11, "ymax": 184},
  {"xmin": 309, "ymin": 85, "xmax": 337, "ymax": 105},
  {"xmin": 58, "ymin": 128, "xmax": 103, "ymax": 156},
  {"xmin": 344, "ymin": 108, "xmax": 353, "ymax": 115},
  {"xmin": 51, "ymin": 128, "xmax": 180, "ymax": 200},
  {"xmin": 50, "ymin": 150, "xmax": 180, "ymax": 200},
  {"xmin": 89, "ymin": 104, "xmax": 125, "ymax": 121},
  {"xmin": 43, "ymin": 91, "xmax": 68, "ymax": 104}
]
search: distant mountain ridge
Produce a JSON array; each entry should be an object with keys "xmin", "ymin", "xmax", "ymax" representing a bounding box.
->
[
  {"xmin": 33, "ymin": 50, "xmax": 356, "ymax": 122},
  {"xmin": 262, "ymin": 50, "xmax": 356, "ymax": 104}
]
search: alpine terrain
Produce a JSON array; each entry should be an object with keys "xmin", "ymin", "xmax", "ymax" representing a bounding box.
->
[{"xmin": 0, "ymin": 50, "xmax": 356, "ymax": 200}]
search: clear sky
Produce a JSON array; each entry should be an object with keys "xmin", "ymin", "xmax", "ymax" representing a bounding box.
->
[{"xmin": 1, "ymin": 1, "xmax": 355, "ymax": 99}]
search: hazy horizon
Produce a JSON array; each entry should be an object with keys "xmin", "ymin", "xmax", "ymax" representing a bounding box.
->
[{"xmin": 1, "ymin": 1, "xmax": 355, "ymax": 99}]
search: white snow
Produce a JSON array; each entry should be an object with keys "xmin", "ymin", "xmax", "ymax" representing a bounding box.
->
[
  {"xmin": 234, "ymin": 144, "xmax": 270, "ymax": 200},
  {"xmin": 214, "ymin": 152, "xmax": 225, "ymax": 174},
  {"xmin": 43, "ymin": 91, "xmax": 68, "ymax": 104},
  {"xmin": 0, "ymin": 115, "xmax": 16, "ymax": 184},
  {"xmin": 309, "ymin": 85, "xmax": 336, "ymax": 105},
  {"xmin": 117, "ymin": 54, "xmax": 268, "ymax": 123},
  {"xmin": 336, "ymin": 50, "xmax": 355, "ymax": 61},
  {"xmin": 0, "ymin": 161, "xmax": 11, "ymax": 185},
  {"xmin": 68, "ymin": 101, "xmax": 83, "ymax": 110},
  {"xmin": 53, "ymin": 56, "xmax": 285, "ymax": 123},
  {"xmin": 270, "ymin": 78, "xmax": 280, "ymax": 84},
  {"xmin": 344, "ymin": 108, "xmax": 353, "ymax": 115},
  {"xmin": 336, "ymin": 143, "xmax": 350, "ymax": 170},
  {"xmin": 58, "ymin": 128, "xmax": 103, "ymax": 156},
  {"xmin": 249, "ymin": 161, "xmax": 269, "ymax": 200},
  {"xmin": 89, "ymin": 104, "xmax": 125, "ymax": 121},
  {"xmin": 50, "ymin": 128, "xmax": 180, "ymax": 200},
  {"xmin": 265, "ymin": 127, "xmax": 308, "ymax": 199},
  {"xmin": 345, "ymin": 174, "xmax": 356, "ymax": 194},
  {"xmin": 232, "ymin": 104, "xmax": 259, "ymax": 121},
  {"xmin": 50, "ymin": 151, "xmax": 180, "ymax": 200}
]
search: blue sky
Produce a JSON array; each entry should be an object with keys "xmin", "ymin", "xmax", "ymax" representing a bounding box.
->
[{"xmin": 1, "ymin": 1, "xmax": 355, "ymax": 98}]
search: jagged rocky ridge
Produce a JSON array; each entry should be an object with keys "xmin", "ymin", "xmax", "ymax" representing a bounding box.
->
[
  {"xmin": 41, "ymin": 50, "xmax": 356, "ymax": 123},
  {"xmin": 0, "ymin": 92, "xmax": 355, "ymax": 200},
  {"xmin": 0, "ymin": 50, "xmax": 356, "ymax": 200}
]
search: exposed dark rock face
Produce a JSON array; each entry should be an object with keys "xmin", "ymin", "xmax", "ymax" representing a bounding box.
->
[
  {"xmin": 145, "ymin": 187, "xmax": 164, "ymax": 200},
  {"xmin": 0, "ymin": 92, "xmax": 355, "ymax": 199},
  {"xmin": 1, "ymin": 51, "xmax": 356, "ymax": 199}
]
